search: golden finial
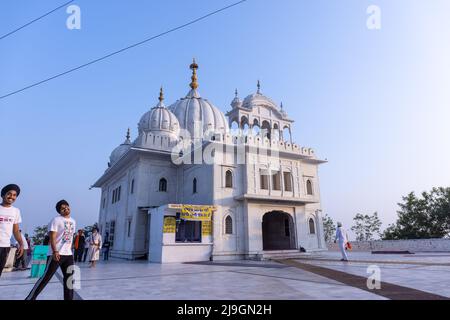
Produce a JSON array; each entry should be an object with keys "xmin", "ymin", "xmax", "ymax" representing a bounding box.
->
[
  {"xmin": 190, "ymin": 58, "xmax": 199, "ymax": 90},
  {"xmin": 159, "ymin": 86, "xmax": 164, "ymax": 102},
  {"xmin": 257, "ymin": 80, "xmax": 261, "ymax": 94},
  {"xmin": 126, "ymin": 128, "xmax": 130, "ymax": 140},
  {"xmin": 235, "ymin": 89, "xmax": 238, "ymax": 97}
]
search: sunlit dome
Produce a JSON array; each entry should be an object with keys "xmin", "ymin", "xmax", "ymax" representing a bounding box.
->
[
  {"xmin": 169, "ymin": 59, "xmax": 228, "ymax": 140},
  {"xmin": 138, "ymin": 88, "xmax": 180, "ymax": 140},
  {"xmin": 109, "ymin": 129, "xmax": 131, "ymax": 166}
]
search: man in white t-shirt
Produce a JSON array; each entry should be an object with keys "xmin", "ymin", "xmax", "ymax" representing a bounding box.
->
[
  {"xmin": 0, "ymin": 184, "xmax": 24, "ymax": 277},
  {"xmin": 26, "ymin": 200, "xmax": 76, "ymax": 300}
]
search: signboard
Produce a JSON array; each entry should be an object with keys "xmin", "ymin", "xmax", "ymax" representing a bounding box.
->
[
  {"xmin": 202, "ymin": 221, "xmax": 212, "ymax": 236},
  {"xmin": 180, "ymin": 205, "xmax": 216, "ymax": 222},
  {"xmin": 163, "ymin": 216, "xmax": 176, "ymax": 233}
]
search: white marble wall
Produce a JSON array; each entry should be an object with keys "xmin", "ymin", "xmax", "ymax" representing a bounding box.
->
[{"xmin": 328, "ymin": 239, "xmax": 450, "ymax": 252}]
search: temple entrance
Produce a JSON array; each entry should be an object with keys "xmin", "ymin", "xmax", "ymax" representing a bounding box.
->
[{"xmin": 262, "ymin": 211, "xmax": 296, "ymax": 250}]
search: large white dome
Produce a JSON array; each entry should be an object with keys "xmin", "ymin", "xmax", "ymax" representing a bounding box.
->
[
  {"xmin": 168, "ymin": 59, "xmax": 228, "ymax": 140},
  {"xmin": 138, "ymin": 89, "xmax": 180, "ymax": 140},
  {"xmin": 169, "ymin": 89, "xmax": 228, "ymax": 140}
]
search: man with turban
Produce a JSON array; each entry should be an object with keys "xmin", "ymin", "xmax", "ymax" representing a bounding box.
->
[
  {"xmin": 26, "ymin": 200, "xmax": 77, "ymax": 300},
  {"xmin": 334, "ymin": 222, "xmax": 349, "ymax": 261},
  {"xmin": 0, "ymin": 184, "xmax": 24, "ymax": 277}
]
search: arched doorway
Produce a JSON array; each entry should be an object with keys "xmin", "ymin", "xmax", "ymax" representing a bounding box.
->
[{"xmin": 262, "ymin": 211, "xmax": 296, "ymax": 250}]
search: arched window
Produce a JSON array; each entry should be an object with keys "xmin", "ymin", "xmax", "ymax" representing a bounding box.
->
[
  {"xmin": 306, "ymin": 180, "xmax": 313, "ymax": 195},
  {"xmin": 230, "ymin": 119, "xmax": 239, "ymax": 134},
  {"xmin": 242, "ymin": 123, "xmax": 250, "ymax": 136},
  {"xmin": 272, "ymin": 171, "xmax": 281, "ymax": 190},
  {"xmin": 239, "ymin": 117, "xmax": 249, "ymax": 136},
  {"xmin": 283, "ymin": 126, "xmax": 291, "ymax": 142},
  {"xmin": 159, "ymin": 178, "xmax": 167, "ymax": 192},
  {"xmin": 283, "ymin": 172, "xmax": 293, "ymax": 192},
  {"xmin": 261, "ymin": 121, "xmax": 271, "ymax": 139},
  {"xmin": 260, "ymin": 170, "xmax": 269, "ymax": 190},
  {"xmin": 225, "ymin": 170, "xmax": 233, "ymax": 188},
  {"xmin": 193, "ymin": 178, "xmax": 198, "ymax": 194},
  {"xmin": 252, "ymin": 119, "xmax": 260, "ymax": 136},
  {"xmin": 225, "ymin": 216, "xmax": 233, "ymax": 235},
  {"xmin": 309, "ymin": 218, "xmax": 316, "ymax": 234},
  {"xmin": 273, "ymin": 123, "xmax": 280, "ymax": 141}
]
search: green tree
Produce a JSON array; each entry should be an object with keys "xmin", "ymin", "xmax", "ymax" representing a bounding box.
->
[
  {"xmin": 322, "ymin": 213, "xmax": 336, "ymax": 243},
  {"xmin": 31, "ymin": 225, "xmax": 48, "ymax": 245},
  {"xmin": 383, "ymin": 188, "xmax": 450, "ymax": 240},
  {"xmin": 351, "ymin": 212, "xmax": 382, "ymax": 241}
]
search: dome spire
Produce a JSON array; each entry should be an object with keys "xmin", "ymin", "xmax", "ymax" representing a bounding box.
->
[
  {"xmin": 190, "ymin": 58, "xmax": 199, "ymax": 90},
  {"xmin": 159, "ymin": 86, "xmax": 164, "ymax": 103},
  {"xmin": 155, "ymin": 86, "xmax": 166, "ymax": 108},
  {"xmin": 123, "ymin": 128, "xmax": 131, "ymax": 145},
  {"xmin": 280, "ymin": 102, "xmax": 287, "ymax": 117},
  {"xmin": 257, "ymin": 80, "xmax": 261, "ymax": 94},
  {"xmin": 125, "ymin": 128, "xmax": 131, "ymax": 143},
  {"xmin": 231, "ymin": 88, "xmax": 242, "ymax": 109}
]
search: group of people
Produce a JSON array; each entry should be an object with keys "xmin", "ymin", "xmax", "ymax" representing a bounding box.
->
[
  {"xmin": 0, "ymin": 183, "xmax": 108, "ymax": 300},
  {"xmin": 1, "ymin": 181, "xmax": 352, "ymax": 300},
  {"xmin": 10, "ymin": 229, "xmax": 31, "ymax": 270},
  {"xmin": 71, "ymin": 228, "xmax": 111, "ymax": 268}
]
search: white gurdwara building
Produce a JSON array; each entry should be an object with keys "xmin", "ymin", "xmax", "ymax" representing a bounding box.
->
[{"xmin": 92, "ymin": 60, "xmax": 327, "ymax": 263}]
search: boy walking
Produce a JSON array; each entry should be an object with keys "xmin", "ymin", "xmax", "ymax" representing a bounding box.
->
[
  {"xmin": 26, "ymin": 200, "xmax": 76, "ymax": 300},
  {"xmin": 0, "ymin": 184, "xmax": 24, "ymax": 277}
]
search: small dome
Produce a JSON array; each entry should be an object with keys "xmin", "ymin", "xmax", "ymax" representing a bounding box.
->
[
  {"xmin": 242, "ymin": 93, "xmax": 279, "ymax": 110},
  {"xmin": 109, "ymin": 129, "xmax": 131, "ymax": 166},
  {"xmin": 231, "ymin": 89, "xmax": 242, "ymax": 109},
  {"xmin": 138, "ymin": 88, "xmax": 180, "ymax": 140},
  {"xmin": 242, "ymin": 80, "xmax": 279, "ymax": 110}
]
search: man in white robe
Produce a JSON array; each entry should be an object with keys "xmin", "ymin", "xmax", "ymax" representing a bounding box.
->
[{"xmin": 334, "ymin": 222, "xmax": 349, "ymax": 261}]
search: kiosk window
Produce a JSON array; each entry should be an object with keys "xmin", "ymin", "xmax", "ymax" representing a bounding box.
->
[{"xmin": 175, "ymin": 212, "xmax": 201, "ymax": 243}]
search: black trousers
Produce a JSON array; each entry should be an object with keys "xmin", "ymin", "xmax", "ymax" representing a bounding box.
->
[
  {"xmin": 74, "ymin": 248, "xmax": 84, "ymax": 262},
  {"xmin": 82, "ymin": 248, "xmax": 89, "ymax": 262},
  {"xmin": 103, "ymin": 248, "xmax": 109, "ymax": 261},
  {"xmin": 14, "ymin": 252, "xmax": 27, "ymax": 269},
  {"xmin": 26, "ymin": 255, "xmax": 75, "ymax": 300},
  {"xmin": 0, "ymin": 247, "xmax": 11, "ymax": 277}
]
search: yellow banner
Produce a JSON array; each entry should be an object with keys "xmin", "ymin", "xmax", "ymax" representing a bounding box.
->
[
  {"xmin": 163, "ymin": 217, "xmax": 176, "ymax": 233},
  {"xmin": 202, "ymin": 221, "xmax": 212, "ymax": 235},
  {"xmin": 180, "ymin": 205, "xmax": 214, "ymax": 221}
]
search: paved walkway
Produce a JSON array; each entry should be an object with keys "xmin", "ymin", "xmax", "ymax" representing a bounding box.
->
[
  {"xmin": 290, "ymin": 251, "xmax": 450, "ymax": 299},
  {"xmin": 1, "ymin": 251, "xmax": 449, "ymax": 300}
]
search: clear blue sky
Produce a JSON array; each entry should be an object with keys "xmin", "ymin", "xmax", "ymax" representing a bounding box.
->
[{"xmin": 1, "ymin": 0, "xmax": 449, "ymax": 239}]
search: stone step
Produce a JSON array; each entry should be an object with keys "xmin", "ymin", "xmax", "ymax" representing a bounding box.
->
[{"xmin": 256, "ymin": 250, "xmax": 312, "ymax": 261}]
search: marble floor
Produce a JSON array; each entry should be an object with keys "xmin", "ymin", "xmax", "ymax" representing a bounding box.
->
[
  {"xmin": 291, "ymin": 251, "xmax": 450, "ymax": 299},
  {"xmin": 1, "ymin": 251, "xmax": 449, "ymax": 300}
]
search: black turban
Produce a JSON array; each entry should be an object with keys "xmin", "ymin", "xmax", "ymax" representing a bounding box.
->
[
  {"xmin": 55, "ymin": 200, "xmax": 69, "ymax": 213},
  {"xmin": 1, "ymin": 184, "xmax": 21, "ymax": 197}
]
